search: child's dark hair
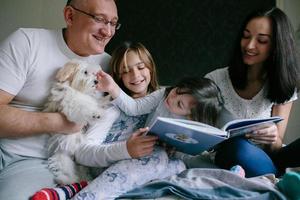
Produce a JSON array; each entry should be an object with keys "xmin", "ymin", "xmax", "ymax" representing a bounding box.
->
[{"xmin": 165, "ymin": 77, "xmax": 224, "ymax": 126}]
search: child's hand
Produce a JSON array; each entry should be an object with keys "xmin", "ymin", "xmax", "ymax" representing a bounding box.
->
[
  {"xmin": 96, "ymin": 70, "xmax": 120, "ymax": 98},
  {"xmin": 126, "ymin": 127, "xmax": 158, "ymax": 158}
]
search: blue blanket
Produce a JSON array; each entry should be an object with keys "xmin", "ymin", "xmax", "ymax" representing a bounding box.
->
[{"xmin": 118, "ymin": 168, "xmax": 286, "ymax": 200}]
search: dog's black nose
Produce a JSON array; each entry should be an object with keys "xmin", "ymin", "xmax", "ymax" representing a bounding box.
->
[{"xmin": 94, "ymin": 80, "xmax": 98, "ymax": 85}]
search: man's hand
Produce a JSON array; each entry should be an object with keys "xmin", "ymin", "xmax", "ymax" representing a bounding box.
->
[
  {"xmin": 54, "ymin": 113, "xmax": 84, "ymax": 134},
  {"xmin": 126, "ymin": 127, "xmax": 158, "ymax": 158}
]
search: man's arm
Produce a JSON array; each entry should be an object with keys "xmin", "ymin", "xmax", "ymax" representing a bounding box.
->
[{"xmin": 0, "ymin": 89, "xmax": 81, "ymax": 138}]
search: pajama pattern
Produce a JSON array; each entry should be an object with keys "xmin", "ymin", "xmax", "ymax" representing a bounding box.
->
[
  {"xmin": 72, "ymin": 111, "xmax": 186, "ymax": 200},
  {"xmin": 72, "ymin": 148, "xmax": 185, "ymax": 200}
]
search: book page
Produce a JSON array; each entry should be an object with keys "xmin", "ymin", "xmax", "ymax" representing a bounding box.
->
[
  {"xmin": 222, "ymin": 116, "xmax": 282, "ymax": 131},
  {"xmin": 163, "ymin": 118, "xmax": 226, "ymax": 136}
]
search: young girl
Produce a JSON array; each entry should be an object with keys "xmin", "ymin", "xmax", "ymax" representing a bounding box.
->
[{"xmin": 72, "ymin": 42, "xmax": 190, "ymax": 200}]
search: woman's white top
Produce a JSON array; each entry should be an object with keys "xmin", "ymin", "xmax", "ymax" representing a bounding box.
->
[{"xmin": 205, "ymin": 67, "xmax": 297, "ymax": 119}]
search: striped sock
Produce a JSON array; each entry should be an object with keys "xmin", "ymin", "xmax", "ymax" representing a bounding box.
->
[{"xmin": 31, "ymin": 181, "xmax": 88, "ymax": 200}]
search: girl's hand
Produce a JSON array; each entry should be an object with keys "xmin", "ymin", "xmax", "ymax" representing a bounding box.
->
[
  {"xmin": 245, "ymin": 123, "xmax": 278, "ymax": 145},
  {"xmin": 126, "ymin": 127, "xmax": 158, "ymax": 158},
  {"xmin": 96, "ymin": 70, "xmax": 120, "ymax": 98}
]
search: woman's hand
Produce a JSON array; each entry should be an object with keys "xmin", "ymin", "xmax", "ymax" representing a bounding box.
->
[
  {"xmin": 245, "ymin": 123, "xmax": 279, "ymax": 145},
  {"xmin": 126, "ymin": 127, "xmax": 158, "ymax": 158},
  {"xmin": 96, "ymin": 70, "xmax": 120, "ymax": 98}
]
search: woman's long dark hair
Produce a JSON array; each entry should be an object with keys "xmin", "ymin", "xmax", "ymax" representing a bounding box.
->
[{"xmin": 229, "ymin": 7, "xmax": 299, "ymax": 103}]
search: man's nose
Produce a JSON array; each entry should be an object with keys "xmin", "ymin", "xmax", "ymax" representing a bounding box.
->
[{"xmin": 100, "ymin": 24, "xmax": 113, "ymax": 37}]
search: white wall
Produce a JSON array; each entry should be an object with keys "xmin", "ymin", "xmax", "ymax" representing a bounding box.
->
[
  {"xmin": 277, "ymin": 0, "xmax": 300, "ymax": 144},
  {"xmin": 0, "ymin": 0, "xmax": 66, "ymax": 41}
]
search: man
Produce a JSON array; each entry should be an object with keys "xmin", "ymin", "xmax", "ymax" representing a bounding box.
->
[{"xmin": 0, "ymin": 0, "xmax": 119, "ymax": 199}]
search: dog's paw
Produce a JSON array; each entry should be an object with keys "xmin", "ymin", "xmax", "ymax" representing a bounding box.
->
[
  {"xmin": 48, "ymin": 153, "xmax": 82, "ymax": 185},
  {"xmin": 88, "ymin": 109, "xmax": 105, "ymax": 123},
  {"xmin": 92, "ymin": 112, "xmax": 101, "ymax": 120}
]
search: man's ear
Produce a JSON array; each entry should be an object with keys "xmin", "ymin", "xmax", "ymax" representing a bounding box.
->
[{"xmin": 64, "ymin": 6, "xmax": 74, "ymax": 26}]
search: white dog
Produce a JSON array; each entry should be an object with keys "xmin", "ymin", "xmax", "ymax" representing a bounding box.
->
[{"xmin": 44, "ymin": 60, "xmax": 117, "ymax": 185}]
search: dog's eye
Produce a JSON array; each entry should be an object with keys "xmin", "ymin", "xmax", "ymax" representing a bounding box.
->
[{"xmin": 84, "ymin": 70, "xmax": 88, "ymax": 75}]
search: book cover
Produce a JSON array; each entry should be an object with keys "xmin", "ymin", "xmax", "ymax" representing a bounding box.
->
[{"xmin": 148, "ymin": 116, "xmax": 283, "ymax": 155}]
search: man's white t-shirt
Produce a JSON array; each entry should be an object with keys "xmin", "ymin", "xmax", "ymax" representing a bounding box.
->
[{"xmin": 0, "ymin": 28, "xmax": 111, "ymax": 158}]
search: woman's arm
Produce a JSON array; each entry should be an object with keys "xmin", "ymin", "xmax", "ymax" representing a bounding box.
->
[
  {"xmin": 271, "ymin": 102, "xmax": 293, "ymax": 149},
  {"xmin": 246, "ymin": 102, "xmax": 293, "ymax": 151}
]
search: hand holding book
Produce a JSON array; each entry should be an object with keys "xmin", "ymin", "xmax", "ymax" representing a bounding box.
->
[
  {"xmin": 244, "ymin": 122, "xmax": 279, "ymax": 145},
  {"xmin": 148, "ymin": 116, "xmax": 283, "ymax": 155}
]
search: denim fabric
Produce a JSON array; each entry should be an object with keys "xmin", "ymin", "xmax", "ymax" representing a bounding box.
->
[{"xmin": 215, "ymin": 137, "xmax": 278, "ymax": 177}]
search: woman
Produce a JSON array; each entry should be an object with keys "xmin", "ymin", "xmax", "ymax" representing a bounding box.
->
[{"xmin": 205, "ymin": 7, "xmax": 300, "ymax": 177}]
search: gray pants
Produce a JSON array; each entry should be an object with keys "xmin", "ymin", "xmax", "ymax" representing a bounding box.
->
[{"xmin": 0, "ymin": 148, "xmax": 56, "ymax": 200}]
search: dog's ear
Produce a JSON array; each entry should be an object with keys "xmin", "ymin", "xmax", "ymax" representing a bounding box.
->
[{"xmin": 56, "ymin": 61, "xmax": 80, "ymax": 82}]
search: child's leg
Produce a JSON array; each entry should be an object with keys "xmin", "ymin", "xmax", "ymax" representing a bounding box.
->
[
  {"xmin": 215, "ymin": 137, "xmax": 277, "ymax": 177},
  {"xmin": 72, "ymin": 148, "xmax": 169, "ymax": 200}
]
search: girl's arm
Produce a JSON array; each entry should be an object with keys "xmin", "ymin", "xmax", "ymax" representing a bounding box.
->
[
  {"xmin": 97, "ymin": 70, "xmax": 164, "ymax": 116},
  {"xmin": 96, "ymin": 70, "xmax": 121, "ymax": 99},
  {"xmin": 75, "ymin": 141, "xmax": 130, "ymax": 167},
  {"xmin": 112, "ymin": 89, "xmax": 164, "ymax": 116},
  {"xmin": 75, "ymin": 127, "xmax": 157, "ymax": 167}
]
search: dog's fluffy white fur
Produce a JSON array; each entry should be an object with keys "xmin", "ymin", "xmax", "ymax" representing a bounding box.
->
[{"xmin": 45, "ymin": 59, "xmax": 117, "ymax": 185}]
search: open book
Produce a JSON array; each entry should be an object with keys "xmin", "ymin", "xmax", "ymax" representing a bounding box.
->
[{"xmin": 148, "ymin": 116, "xmax": 283, "ymax": 155}]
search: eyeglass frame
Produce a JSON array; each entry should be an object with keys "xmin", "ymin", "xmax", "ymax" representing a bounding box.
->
[{"xmin": 69, "ymin": 5, "xmax": 121, "ymax": 30}]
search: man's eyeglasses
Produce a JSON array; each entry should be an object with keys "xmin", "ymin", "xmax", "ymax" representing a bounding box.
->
[{"xmin": 70, "ymin": 6, "xmax": 121, "ymax": 30}]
